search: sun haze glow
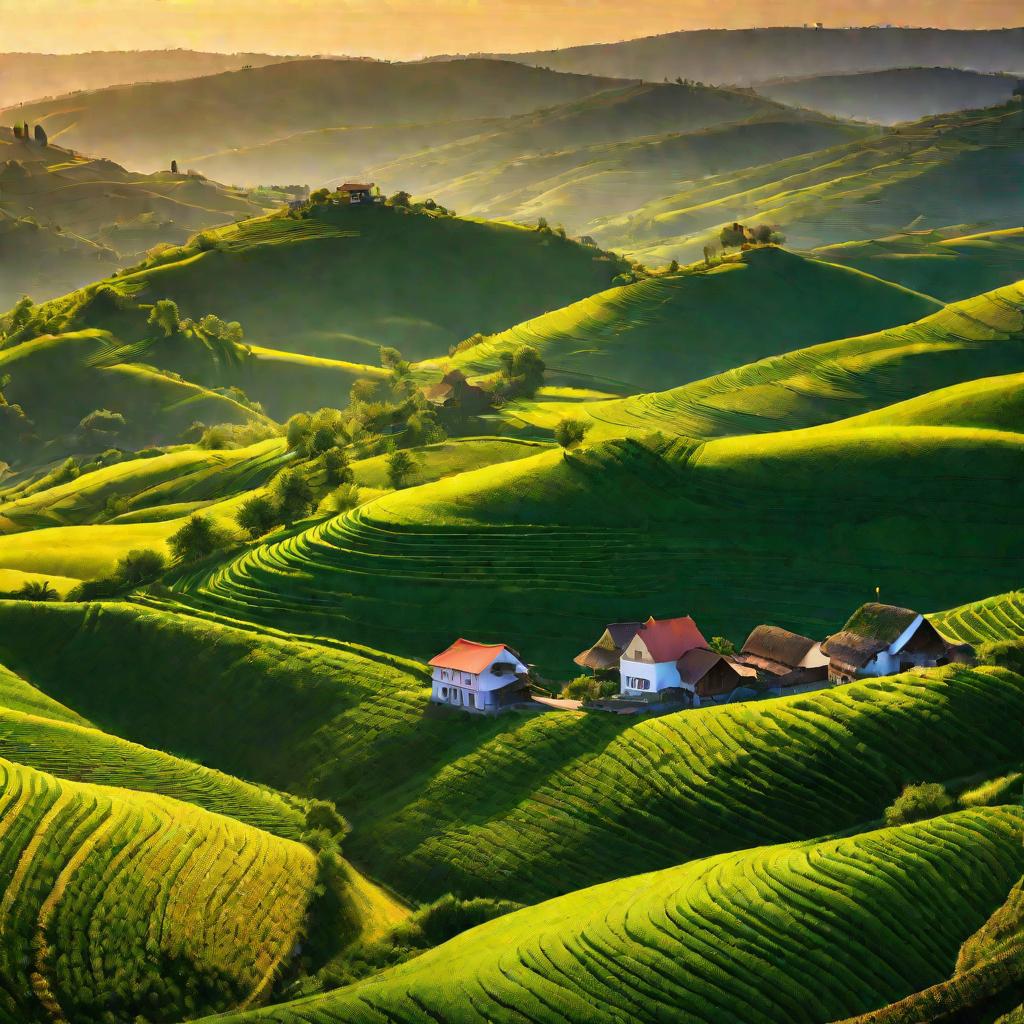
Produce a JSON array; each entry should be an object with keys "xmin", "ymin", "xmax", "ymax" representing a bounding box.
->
[{"xmin": 0, "ymin": 0, "xmax": 1018, "ymax": 58}]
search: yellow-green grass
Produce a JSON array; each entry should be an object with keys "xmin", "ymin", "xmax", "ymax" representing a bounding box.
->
[
  {"xmin": 573, "ymin": 278, "xmax": 1024, "ymax": 441},
  {"xmin": 0, "ymin": 756, "xmax": 316, "ymax": 1022},
  {"xmin": 0, "ymin": 439, "xmax": 289, "ymax": 534},
  {"xmin": 351, "ymin": 437, "xmax": 552, "ymax": 489},
  {"xmin": 814, "ymin": 226, "xmax": 1024, "ymax": 303},
  {"xmin": 0, "ymin": 599, "xmax": 1020, "ymax": 908},
  {"xmin": 440, "ymin": 247, "xmax": 940, "ymax": 393},
  {"xmin": 0, "ymin": 701, "xmax": 305, "ymax": 839},
  {"xmin": 597, "ymin": 102, "xmax": 1024, "ymax": 263},
  {"xmin": 338, "ymin": 862, "xmax": 411, "ymax": 944},
  {"xmin": 24, "ymin": 197, "xmax": 626, "ymax": 367},
  {"xmin": 931, "ymin": 590, "xmax": 1024, "ymax": 646},
  {"xmin": 0, "ymin": 328, "xmax": 269, "ymax": 452},
  {"xmin": 0, "ymin": 568, "xmax": 79, "ymax": 598},
  {"xmin": 170, "ymin": 418, "xmax": 1024, "ymax": 674},
  {"xmin": 204, "ymin": 807, "xmax": 1024, "ymax": 1024}
]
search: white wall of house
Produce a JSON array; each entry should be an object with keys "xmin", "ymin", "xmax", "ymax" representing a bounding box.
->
[
  {"xmin": 430, "ymin": 650, "xmax": 528, "ymax": 713},
  {"xmin": 619, "ymin": 658, "xmax": 690, "ymax": 695}
]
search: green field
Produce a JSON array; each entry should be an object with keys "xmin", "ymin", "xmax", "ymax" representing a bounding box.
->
[
  {"xmin": 0, "ymin": 756, "xmax": 316, "ymax": 1023},
  {"xmin": 932, "ymin": 589, "xmax": 1024, "ymax": 646},
  {"xmin": 203, "ymin": 807, "xmax": 1024, "ymax": 1024},
  {"xmin": 440, "ymin": 247, "xmax": 939, "ymax": 392}
]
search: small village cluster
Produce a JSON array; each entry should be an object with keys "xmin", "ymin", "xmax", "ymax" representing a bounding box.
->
[{"xmin": 428, "ymin": 602, "xmax": 974, "ymax": 714}]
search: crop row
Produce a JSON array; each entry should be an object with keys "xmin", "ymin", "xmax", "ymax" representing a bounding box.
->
[{"xmin": 931, "ymin": 589, "xmax": 1024, "ymax": 645}]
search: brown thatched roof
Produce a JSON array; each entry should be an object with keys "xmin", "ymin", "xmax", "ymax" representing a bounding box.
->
[
  {"xmin": 573, "ymin": 622, "xmax": 642, "ymax": 670},
  {"xmin": 740, "ymin": 625, "xmax": 819, "ymax": 673},
  {"xmin": 676, "ymin": 649, "xmax": 757, "ymax": 686},
  {"xmin": 822, "ymin": 602, "xmax": 921, "ymax": 669}
]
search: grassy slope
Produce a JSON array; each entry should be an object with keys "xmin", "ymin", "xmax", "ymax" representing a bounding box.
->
[
  {"xmin": 0, "ymin": 756, "xmax": 316, "ymax": 1023},
  {"xmin": 0, "ymin": 601, "xmax": 1020, "ymax": 908},
  {"xmin": 932, "ymin": 589, "xmax": 1024, "ymax": 646},
  {"xmin": 814, "ymin": 227, "xmax": 1024, "ymax": 303},
  {"xmin": 0, "ymin": 58, "xmax": 626, "ymax": 173},
  {"xmin": 34, "ymin": 205, "xmax": 625, "ymax": 364},
  {"xmin": 756, "ymin": 67, "xmax": 1022, "ymax": 125},
  {"xmin": 569, "ymin": 278, "xmax": 1024, "ymax": 440},
  {"xmin": 203, "ymin": 808, "xmax": 1024, "ymax": 1024},
  {"xmin": 440, "ymin": 247, "xmax": 940, "ymax": 391},
  {"xmin": 595, "ymin": 102, "xmax": 1024, "ymax": 263}
]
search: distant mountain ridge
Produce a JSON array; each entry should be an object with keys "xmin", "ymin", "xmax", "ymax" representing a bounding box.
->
[{"xmin": 477, "ymin": 27, "xmax": 1024, "ymax": 87}]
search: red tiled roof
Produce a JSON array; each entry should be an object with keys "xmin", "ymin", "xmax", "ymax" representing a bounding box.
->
[
  {"xmin": 339, "ymin": 182, "xmax": 373, "ymax": 191},
  {"xmin": 429, "ymin": 638, "xmax": 510, "ymax": 674},
  {"xmin": 637, "ymin": 615, "xmax": 707, "ymax": 662}
]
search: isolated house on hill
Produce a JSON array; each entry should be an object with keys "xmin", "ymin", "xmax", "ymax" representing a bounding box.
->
[
  {"xmin": 734, "ymin": 625, "xmax": 830, "ymax": 689},
  {"xmin": 574, "ymin": 622, "xmax": 644, "ymax": 674},
  {"xmin": 337, "ymin": 182, "xmax": 381, "ymax": 204},
  {"xmin": 421, "ymin": 369, "xmax": 490, "ymax": 414},
  {"xmin": 429, "ymin": 638, "xmax": 529, "ymax": 713},
  {"xmin": 821, "ymin": 602, "xmax": 950, "ymax": 684}
]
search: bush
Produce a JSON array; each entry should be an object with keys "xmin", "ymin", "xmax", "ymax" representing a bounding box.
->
[
  {"xmin": 561, "ymin": 675, "xmax": 618, "ymax": 700},
  {"xmin": 976, "ymin": 638, "xmax": 1024, "ymax": 674},
  {"xmin": 236, "ymin": 495, "xmax": 278, "ymax": 539},
  {"xmin": 884, "ymin": 782, "xmax": 954, "ymax": 826},
  {"xmin": 168, "ymin": 514, "xmax": 232, "ymax": 563},
  {"xmin": 305, "ymin": 799, "xmax": 349, "ymax": 839},
  {"xmin": 554, "ymin": 418, "xmax": 591, "ymax": 449},
  {"xmin": 114, "ymin": 549, "xmax": 167, "ymax": 588},
  {"xmin": 273, "ymin": 470, "xmax": 315, "ymax": 525},
  {"xmin": 708, "ymin": 636, "xmax": 736, "ymax": 655},
  {"xmin": 79, "ymin": 409, "xmax": 126, "ymax": 436},
  {"xmin": 386, "ymin": 450, "xmax": 417, "ymax": 489},
  {"xmin": 11, "ymin": 579, "xmax": 59, "ymax": 602},
  {"xmin": 324, "ymin": 482, "xmax": 360, "ymax": 515},
  {"xmin": 321, "ymin": 447, "xmax": 354, "ymax": 486}
]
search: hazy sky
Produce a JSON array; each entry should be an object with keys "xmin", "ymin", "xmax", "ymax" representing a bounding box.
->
[{"xmin": 2, "ymin": 0, "xmax": 1018, "ymax": 58}]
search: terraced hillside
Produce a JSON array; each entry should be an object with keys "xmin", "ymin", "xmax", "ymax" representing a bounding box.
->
[
  {"xmin": 0, "ymin": 59, "xmax": 626, "ymax": 173},
  {"xmin": 0, "ymin": 127, "xmax": 269, "ymax": 307},
  {"xmin": 814, "ymin": 227, "xmax": 1024, "ymax": 303},
  {"xmin": 440, "ymin": 247, "xmax": 939, "ymax": 392},
  {"xmin": 0, "ymin": 756, "xmax": 316, "ymax": 1023},
  {"xmin": 595, "ymin": 102, "xmax": 1024, "ymax": 263},
  {"xmin": 756, "ymin": 67, "xmax": 1023, "ymax": 125},
  {"xmin": 203, "ymin": 807, "xmax": 1024, "ymax": 1024},
  {"xmin": 1, "ymin": 599, "xmax": 1019, "ymax": 908},
  {"xmin": 933, "ymin": 590, "xmax": 1024, "ymax": 646}
]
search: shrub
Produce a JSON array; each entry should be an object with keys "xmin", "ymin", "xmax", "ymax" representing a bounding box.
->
[
  {"xmin": 12, "ymin": 579, "xmax": 58, "ymax": 602},
  {"xmin": 236, "ymin": 495, "xmax": 279, "ymax": 539},
  {"xmin": 305, "ymin": 800, "xmax": 349, "ymax": 839},
  {"xmin": 273, "ymin": 470, "xmax": 315, "ymax": 525},
  {"xmin": 324, "ymin": 483, "xmax": 360, "ymax": 515},
  {"xmin": 79, "ymin": 409, "xmax": 126, "ymax": 436},
  {"xmin": 884, "ymin": 782, "xmax": 954, "ymax": 826},
  {"xmin": 168, "ymin": 514, "xmax": 231, "ymax": 563},
  {"xmin": 114, "ymin": 549, "xmax": 167, "ymax": 588},
  {"xmin": 976, "ymin": 638, "xmax": 1024, "ymax": 674},
  {"xmin": 708, "ymin": 636, "xmax": 736, "ymax": 655},
  {"xmin": 147, "ymin": 298, "xmax": 181, "ymax": 337},
  {"xmin": 321, "ymin": 447, "xmax": 353, "ymax": 486},
  {"xmin": 554, "ymin": 418, "xmax": 591, "ymax": 449},
  {"xmin": 561, "ymin": 675, "xmax": 618, "ymax": 700},
  {"xmin": 386, "ymin": 450, "xmax": 417, "ymax": 489}
]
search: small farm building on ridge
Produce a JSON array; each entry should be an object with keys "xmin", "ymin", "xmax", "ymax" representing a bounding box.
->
[
  {"xmin": 734, "ymin": 625, "xmax": 829, "ymax": 690},
  {"xmin": 821, "ymin": 602, "xmax": 950, "ymax": 684},
  {"xmin": 429, "ymin": 639, "xmax": 529, "ymax": 713}
]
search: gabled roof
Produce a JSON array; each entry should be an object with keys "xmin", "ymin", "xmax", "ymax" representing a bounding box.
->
[
  {"xmin": 574, "ymin": 622, "xmax": 643, "ymax": 670},
  {"xmin": 739, "ymin": 625, "xmax": 821, "ymax": 674},
  {"xmin": 821, "ymin": 602, "xmax": 922, "ymax": 668},
  {"xmin": 634, "ymin": 615, "xmax": 707, "ymax": 663},
  {"xmin": 340, "ymin": 182, "xmax": 374, "ymax": 191},
  {"xmin": 429, "ymin": 639, "xmax": 511, "ymax": 674},
  {"xmin": 676, "ymin": 649, "xmax": 758, "ymax": 685}
]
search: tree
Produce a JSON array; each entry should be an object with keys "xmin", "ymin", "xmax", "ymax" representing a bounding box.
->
[
  {"xmin": 12, "ymin": 124, "xmax": 21, "ymax": 139},
  {"xmin": 79, "ymin": 409, "xmax": 126, "ymax": 436},
  {"xmin": 147, "ymin": 298, "xmax": 181, "ymax": 337},
  {"xmin": 14, "ymin": 580, "xmax": 58, "ymax": 602},
  {"xmin": 350, "ymin": 378, "xmax": 380, "ymax": 405},
  {"xmin": 114, "ymin": 549, "xmax": 167, "ymax": 588},
  {"xmin": 553, "ymin": 417, "xmax": 590, "ymax": 449},
  {"xmin": 390, "ymin": 190, "xmax": 412, "ymax": 207},
  {"xmin": 328, "ymin": 482, "xmax": 360, "ymax": 513},
  {"xmin": 309, "ymin": 424, "xmax": 340, "ymax": 456},
  {"xmin": 169, "ymin": 514, "xmax": 229, "ymax": 563},
  {"xmin": 379, "ymin": 346, "xmax": 403, "ymax": 370},
  {"xmin": 708, "ymin": 636, "xmax": 736, "ymax": 655},
  {"xmin": 236, "ymin": 494, "xmax": 278, "ymax": 539},
  {"xmin": 273, "ymin": 470, "xmax": 315, "ymax": 525},
  {"xmin": 322, "ymin": 447, "xmax": 353, "ymax": 486},
  {"xmin": 386, "ymin": 449, "xmax": 416, "ymax": 489},
  {"xmin": 285, "ymin": 413, "xmax": 312, "ymax": 451},
  {"xmin": 719, "ymin": 222, "xmax": 747, "ymax": 249},
  {"xmin": 33, "ymin": 124, "xmax": 47, "ymax": 146},
  {"xmin": 884, "ymin": 782, "xmax": 954, "ymax": 826},
  {"xmin": 499, "ymin": 344, "xmax": 546, "ymax": 398},
  {"xmin": 668, "ymin": 259, "xmax": 680, "ymax": 273},
  {"xmin": 171, "ymin": 159, "xmax": 179, "ymax": 173}
]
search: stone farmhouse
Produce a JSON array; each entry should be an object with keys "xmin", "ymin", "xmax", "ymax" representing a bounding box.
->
[{"xmin": 429, "ymin": 639, "xmax": 529, "ymax": 713}]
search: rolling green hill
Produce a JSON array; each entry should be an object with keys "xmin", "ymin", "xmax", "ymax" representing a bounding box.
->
[
  {"xmin": 17, "ymin": 202, "xmax": 626, "ymax": 363},
  {"xmin": 0, "ymin": 755, "xmax": 316, "ymax": 1023},
  {"xmin": 932, "ymin": 590, "xmax": 1024, "ymax": 646},
  {"xmin": 594, "ymin": 102, "xmax": 1024, "ymax": 263},
  {"xmin": 369, "ymin": 102, "xmax": 872, "ymax": 237},
  {"xmin": 0, "ymin": 59, "xmax": 627, "ymax": 174},
  {"xmin": 756, "ymin": 67, "xmax": 1023, "ymax": 125},
  {"xmin": 439, "ymin": 247, "xmax": 940, "ymax": 392},
  {"xmin": 0, "ymin": 126, "xmax": 270, "ymax": 307},
  {"xmin": 0, "ymin": 600, "xmax": 1020, "ymax": 911},
  {"xmin": 814, "ymin": 227, "xmax": 1024, "ymax": 303},
  {"xmin": 198, "ymin": 807, "xmax": 1024, "ymax": 1024}
]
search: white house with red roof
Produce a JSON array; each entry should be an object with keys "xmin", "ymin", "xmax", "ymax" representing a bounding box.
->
[
  {"xmin": 619, "ymin": 615, "xmax": 710, "ymax": 698},
  {"xmin": 428, "ymin": 639, "xmax": 529, "ymax": 713}
]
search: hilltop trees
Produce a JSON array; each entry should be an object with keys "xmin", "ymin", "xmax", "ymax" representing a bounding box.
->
[
  {"xmin": 171, "ymin": 159, "xmax": 179, "ymax": 173},
  {"xmin": 148, "ymin": 299, "xmax": 181, "ymax": 337},
  {"xmin": 496, "ymin": 344, "xmax": 545, "ymax": 400},
  {"xmin": 720, "ymin": 222, "xmax": 785, "ymax": 250}
]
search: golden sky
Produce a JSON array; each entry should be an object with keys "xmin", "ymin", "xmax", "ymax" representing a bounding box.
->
[{"xmin": 1, "ymin": 0, "xmax": 1018, "ymax": 58}]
